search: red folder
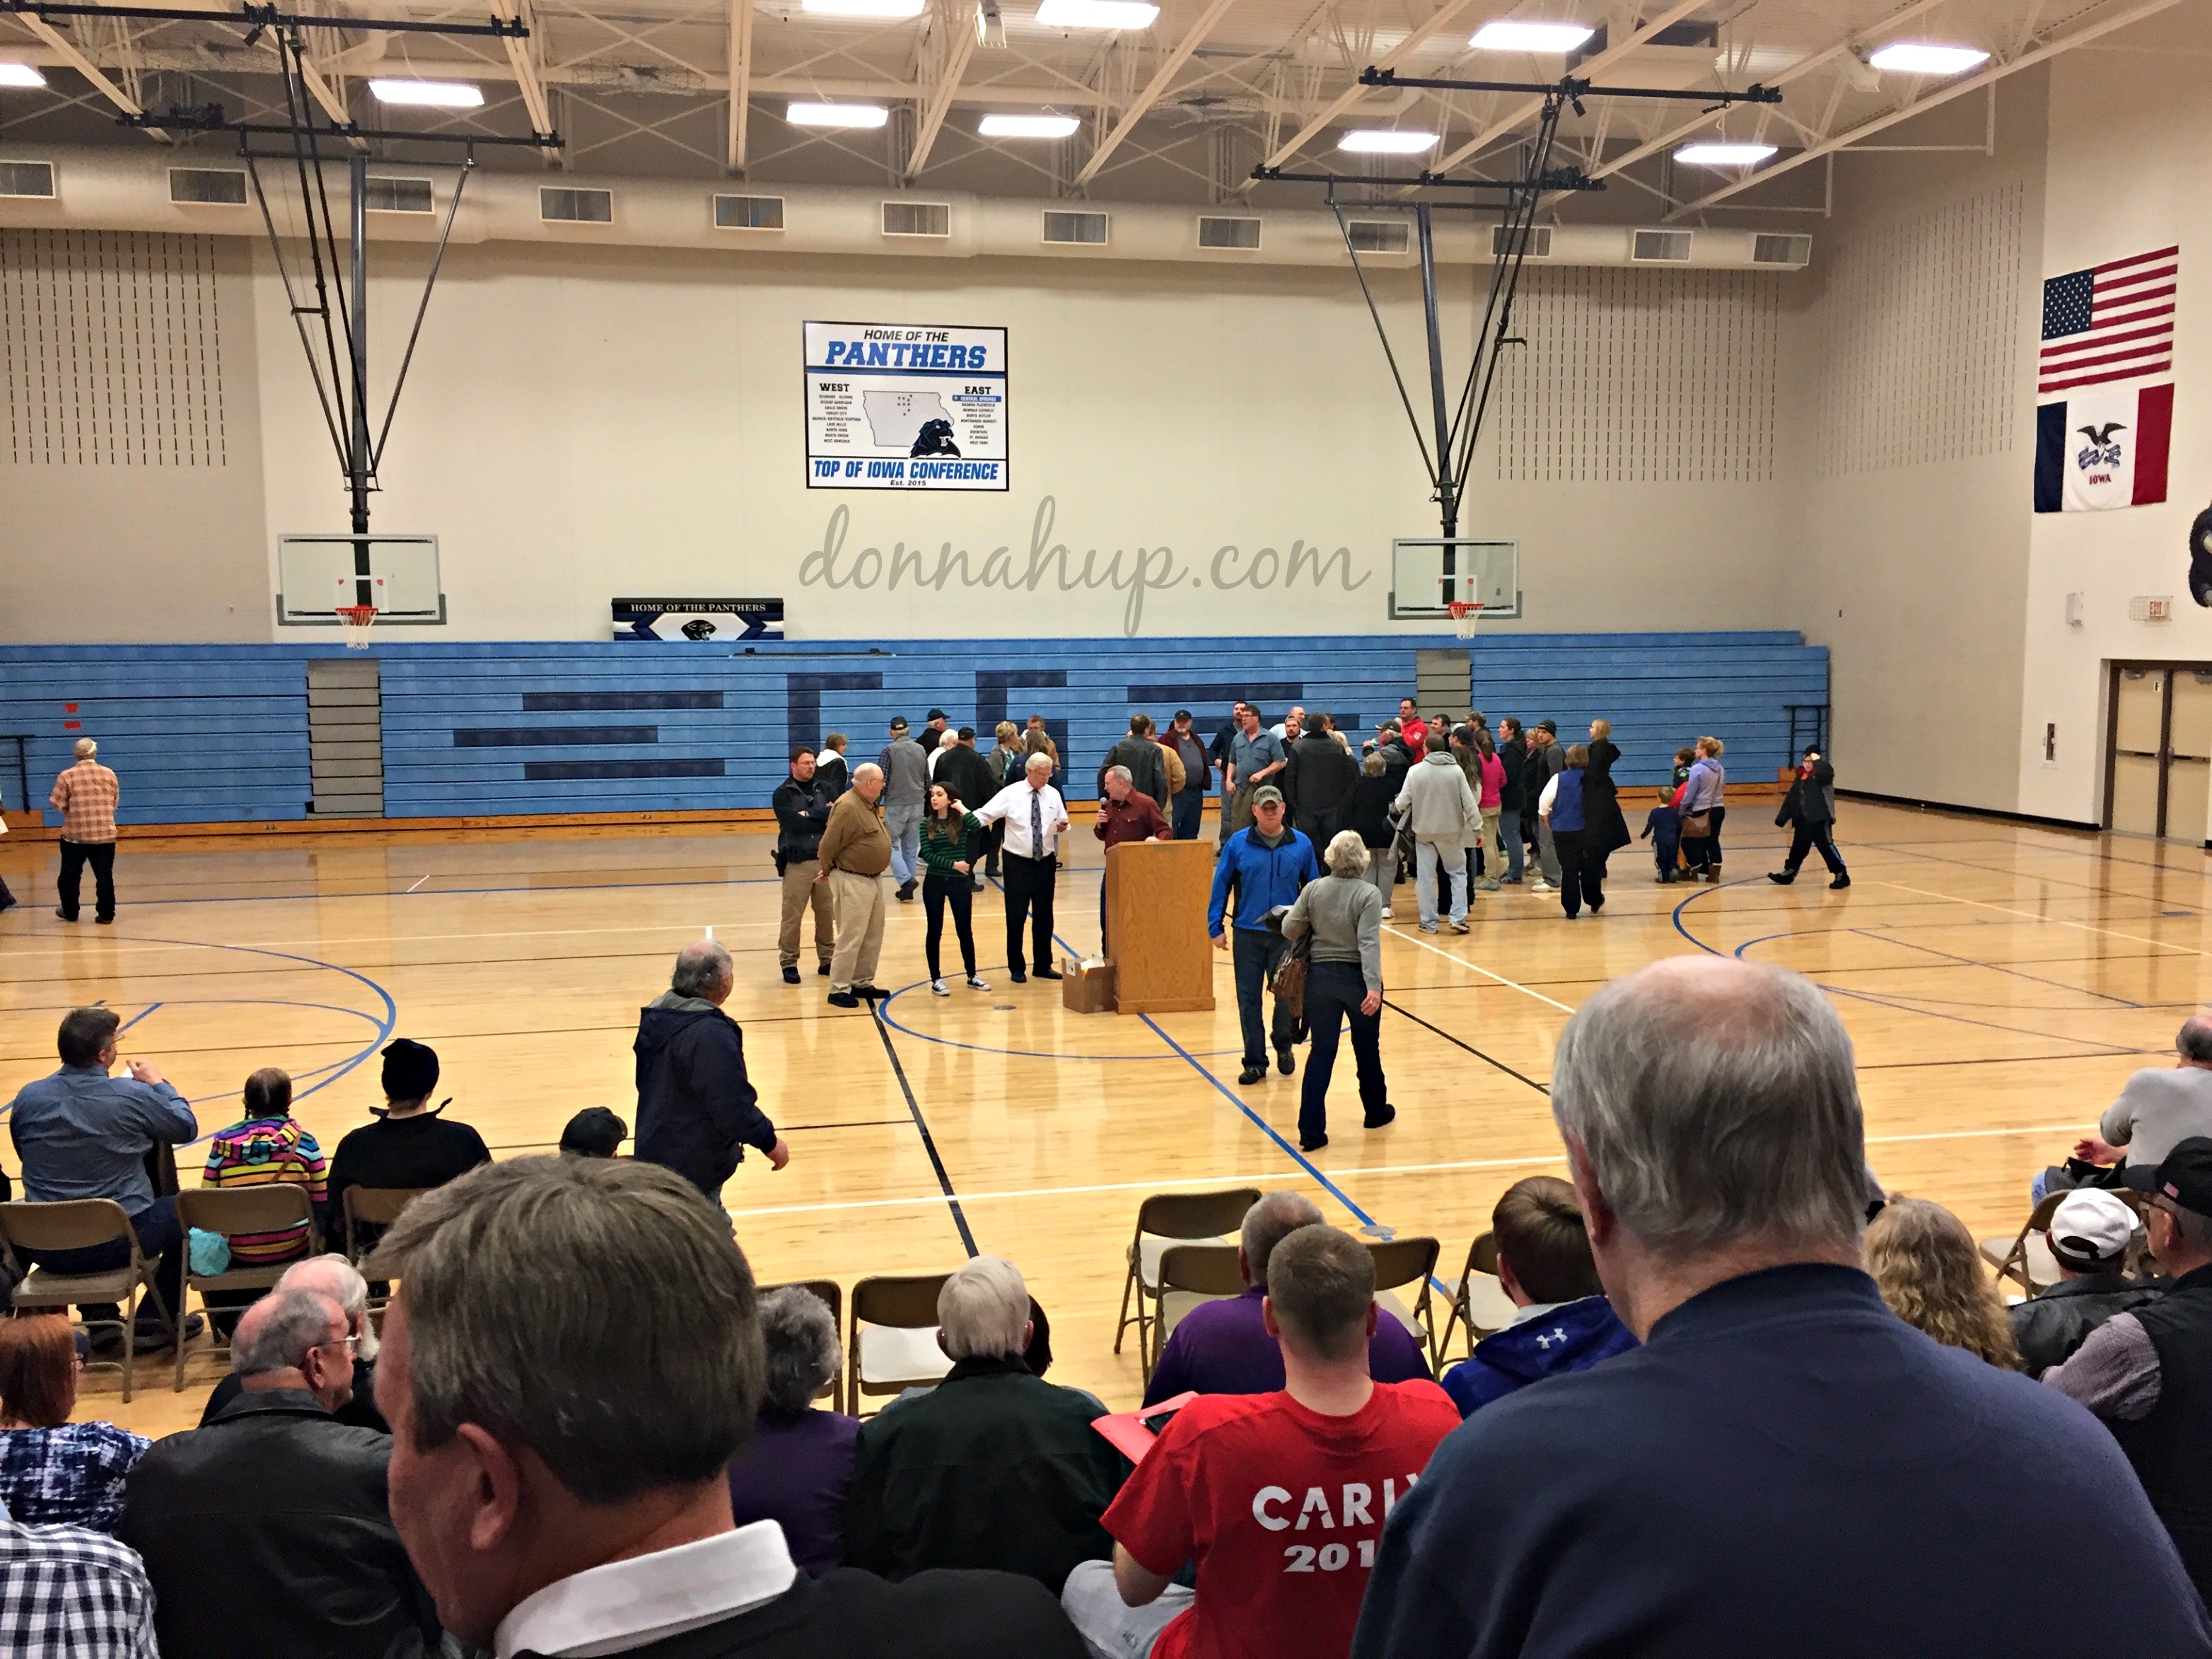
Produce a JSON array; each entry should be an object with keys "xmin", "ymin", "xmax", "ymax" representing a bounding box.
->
[{"xmin": 1091, "ymin": 1392, "xmax": 1197, "ymax": 1464}]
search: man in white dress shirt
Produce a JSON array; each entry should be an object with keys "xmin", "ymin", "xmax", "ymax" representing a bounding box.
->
[
  {"xmin": 369, "ymin": 1156, "xmax": 1085, "ymax": 1659},
  {"xmin": 971, "ymin": 752, "xmax": 1071, "ymax": 985}
]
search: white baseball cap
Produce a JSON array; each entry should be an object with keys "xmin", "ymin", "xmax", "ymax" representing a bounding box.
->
[{"xmin": 2049, "ymin": 1188, "xmax": 2136, "ymax": 1268}]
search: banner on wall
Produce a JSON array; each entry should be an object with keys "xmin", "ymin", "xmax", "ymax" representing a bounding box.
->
[
  {"xmin": 2034, "ymin": 384, "xmax": 2174, "ymax": 513},
  {"xmin": 613, "ymin": 598, "xmax": 784, "ymax": 641},
  {"xmin": 2033, "ymin": 245, "xmax": 2179, "ymax": 513},
  {"xmin": 803, "ymin": 321, "xmax": 1008, "ymax": 492}
]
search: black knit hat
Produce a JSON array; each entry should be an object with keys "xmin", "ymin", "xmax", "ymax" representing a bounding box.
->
[{"xmin": 380, "ymin": 1037, "xmax": 440, "ymax": 1102}]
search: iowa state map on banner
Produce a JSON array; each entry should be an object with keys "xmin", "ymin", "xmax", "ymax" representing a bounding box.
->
[
  {"xmin": 803, "ymin": 321, "xmax": 1009, "ymax": 491},
  {"xmin": 2034, "ymin": 245, "xmax": 2177, "ymax": 513}
]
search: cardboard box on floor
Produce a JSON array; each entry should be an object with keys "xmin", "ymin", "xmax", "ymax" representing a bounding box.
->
[{"xmin": 1061, "ymin": 957, "xmax": 1115, "ymax": 1014}]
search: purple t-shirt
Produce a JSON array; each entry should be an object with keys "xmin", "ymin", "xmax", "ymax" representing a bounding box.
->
[
  {"xmin": 726, "ymin": 1407, "xmax": 861, "ymax": 1576},
  {"xmin": 1141, "ymin": 1284, "xmax": 1432, "ymax": 1407}
]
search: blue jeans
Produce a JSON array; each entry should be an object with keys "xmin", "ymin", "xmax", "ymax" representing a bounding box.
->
[
  {"xmin": 1415, "ymin": 839, "xmax": 1467, "ymax": 926},
  {"xmin": 883, "ymin": 803, "xmax": 924, "ymax": 885},
  {"xmin": 1301, "ymin": 961, "xmax": 1387, "ymax": 1144},
  {"xmin": 1498, "ymin": 808, "xmax": 1524, "ymax": 880},
  {"xmin": 1231, "ymin": 928, "xmax": 1293, "ymax": 1069},
  {"xmin": 30, "ymin": 1194, "xmax": 183, "ymax": 1327},
  {"xmin": 1171, "ymin": 788, "xmax": 1204, "ymax": 841}
]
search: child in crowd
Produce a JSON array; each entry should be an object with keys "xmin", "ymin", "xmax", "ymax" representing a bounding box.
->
[{"xmin": 1642, "ymin": 786, "xmax": 1682, "ymax": 883}]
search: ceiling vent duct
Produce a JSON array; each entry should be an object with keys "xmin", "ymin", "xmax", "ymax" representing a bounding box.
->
[
  {"xmin": 1042, "ymin": 209, "xmax": 1107, "ymax": 245},
  {"xmin": 1492, "ymin": 223, "xmax": 1552, "ymax": 259},
  {"xmin": 1346, "ymin": 219, "xmax": 1410, "ymax": 255},
  {"xmin": 1197, "ymin": 215, "xmax": 1260, "ymax": 250},
  {"xmin": 1632, "ymin": 228, "xmax": 1692, "ymax": 262},
  {"xmin": 540, "ymin": 186, "xmax": 613, "ymax": 223},
  {"xmin": 168, "ymin": 167, "xmax": 246, "ymax": 206},
  {"xmin": 1752, "ymin": 232, "xmax": 1813, "ymax": 267},
  {"xmin": 883, "ymin": 200, "xmax": 950, "ymax": 237},
  {"xmin": 363, "ymin": 177, "xmax": 434, "ymax": 214},
  {"xmin": 0, "ymin": 160, "xmax": 54, "ymax": 198},
  {"xmin": 714, "ymin": 193, "xmax": 785, "ymax": 230}
]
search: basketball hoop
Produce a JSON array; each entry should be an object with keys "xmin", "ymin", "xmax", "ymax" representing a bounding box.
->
[
  {"xmin": 1448, "ymin": 600, "xmax": 1482, "ymax": 641},
  {"xmin": 335, "ymin": 605, "xmax": 378, "ymax": 650}
]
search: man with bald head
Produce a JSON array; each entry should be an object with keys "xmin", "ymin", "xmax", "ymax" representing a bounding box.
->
[
  {"xmin": 122, "ymin": 1288, "xmax": 438, "ymax": 1658},
  {"xmin": 818, "ymin": 760, "xmax": 894, "ymax": 1008},
  {"xmin": 634, "ymin": 940, "xmax": 790, "ymax": 1200},
  {"xmin": 198, "ymin": 1254, "xmax": 388, "ymax": 1432},
  {"xmin": 1355, "ymin": 956, "xmax": 2212, "ymax": 1659},
  {"xmin": 2051, "ymin": 1015, "xmax": 2212, "ymax": 1197}
]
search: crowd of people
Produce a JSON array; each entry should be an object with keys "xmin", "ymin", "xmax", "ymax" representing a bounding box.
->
[{"xmin": 6, "ymin": 957, "xmax": 2212, "ymax": 1658}]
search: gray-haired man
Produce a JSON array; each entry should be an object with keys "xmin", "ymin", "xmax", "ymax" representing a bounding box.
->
[
  {"xmin": 634, "ymin": 940, "xmax": 789, "ymax": 1201},
  {"xmin": 197, "ymin": 1253, "xmax": 388, "ymax": 1433},
  {"xmin": 371, "ymin": 1156, "xmax": 1086, "ymax": 1658},
  {"xmin": 121, "ymin": 1288, "xmax": 437, "ymax": 1659},
  {"xmin": 1354, "ymin": 955, "xmax": 2212, "ymax": 1659}
]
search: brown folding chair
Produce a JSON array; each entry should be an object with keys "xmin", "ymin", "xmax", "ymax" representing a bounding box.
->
[
  {"xmin": 1979, "ymin": 1189, "xmax": 2071, "ymax": 1298},
  {"xmin": 0, "ymin": 1199, "xmax": 173, "ymax": 1403},
  {"xmin": 1368, "ymin": 1236, "xmax": 1442, "ymax": 1371},
  {"xmin": 760, "ymin": 1279, "xmax": 845, "ymax": 1413},
  {"xmin": 172, "ymin": 1187, "xmax": 324, "ymax": 1392},
  {"xmin": 1152, "ymin": 1243, "xmax": 1246, "ymax": 1372},
  {"xmin": 342, "ymin": 1187, "xmax": 429, "ymax": 1313},
  {"xmin": 1114, "ymin": 1187, "xmax": 1262, "ymax": 1383},
  {"xmin": 848, "ymin": 1273, "xmax": 953, "ymax": 1416},
  {"xmin": 1435, "ymin": 1232, "xmax": 1522, "ymax": 1363}
]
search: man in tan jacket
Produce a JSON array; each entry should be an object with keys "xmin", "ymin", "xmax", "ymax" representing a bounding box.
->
[{"xmin": 817, "ymin": 762, "xmax": 893, "ymax": 1007}]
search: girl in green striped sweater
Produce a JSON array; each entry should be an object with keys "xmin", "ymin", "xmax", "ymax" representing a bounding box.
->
[{"xmin": 920, "ymin": 781, "xmax": 988, "ymax": 995}]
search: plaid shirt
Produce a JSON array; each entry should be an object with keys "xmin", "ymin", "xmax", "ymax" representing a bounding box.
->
[
  {"xmin": 0, "ymin": 1424, "xmax": 151, "ymax": 1533},
  {"xmin": 0, "ymin": 1515, "xmax": 158, "ymax": 1659},
  {"xmin": 50, "ymin": 760, "xmax": 120, "ymax": 844}
]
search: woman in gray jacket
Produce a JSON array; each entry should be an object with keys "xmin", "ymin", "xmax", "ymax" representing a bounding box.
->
[{"xmin": 1283, "ymin": 831, "xmax": 1395, "ymax": 1152}]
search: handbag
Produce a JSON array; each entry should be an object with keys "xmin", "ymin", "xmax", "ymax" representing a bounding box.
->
[
  {"xmin": 1682, "ymin": 809, "xmax": 1714, "ymax": 839},
  {"xmin": 1270, "ymin": 927, "xmax": 1314, "ymax": 1020}
]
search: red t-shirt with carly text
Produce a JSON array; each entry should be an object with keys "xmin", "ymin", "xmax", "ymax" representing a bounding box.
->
[{"xmin": 1102, "ymin": 1381, "xmax": 1460, "ymax": 1659}]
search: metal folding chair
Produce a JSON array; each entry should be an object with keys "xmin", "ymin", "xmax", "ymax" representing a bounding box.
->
[
  {"xmin": 848, "ymin": 1273, "xmax": 954, "ymax": 1416},
  {"xmin": 0, "ymin": 1199, "xmax": 173, "ymax": 1403},
  {"xmin": 1368, "ymin": 1236, "xmax": 1442, "ymax": 1371},
  {"xmin": 1114, "ymin": 1187, "xmax": 1262, "ymax": 1383},
  {"xmin": 172, "ymin": 1187, "xmax": 324, "ymax": 1391}
]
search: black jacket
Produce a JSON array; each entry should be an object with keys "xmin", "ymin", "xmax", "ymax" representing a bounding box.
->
[
  {"xmin": 201, "ymin": 1358, "xmax": 387, "ymax": 1434},
  {"xmin": 1098, "ymin": 735, "xmax": 1168, "ymax": 809},
  {"xmin": 2010, "ymin": 1273, "xmax": 2165, "ymax": 1378},
  {"xmin": 571, "ymin": 1567, "xmax": 1087, "ymax": 1659},
  {"xmin": 772, "ymin": 774, "xmax": 835, "ymax": 868},
  {"xmin": 933, "ymin": 744, "xmax": 1000, "ymax": 817},
  {"xmin": 1779, "ymin": 757, "xmax": 1839, "ymax": 827},
  {"xmin": 816, "ymin": 752, "xmax": 849, "ymax": 797},
  {"xmin": 119, "ymin": 1390, "xmax": 437, "ymax": 1659},
  {"xmin": 1345, "ymin": 772, "xmax": 1399, "ymax": 850},
  {"xmin": 2110, "ymin": 1265, "xmax": 2212, "ymax": 1604},
  {"xmin": 1283, "ymin": 733, "xmax": 1359, "ymax": 836},
  {"xmin": 634, "ymin": 997, "xmax": 779, "ymax": 1197},
  {"xmin": 1498, "ymin": 737, "xmax": 1527, "ymax": 810},
  {"xmin": 1583, "ymin": 738, "xmax": 1631, "ymax": 854}
]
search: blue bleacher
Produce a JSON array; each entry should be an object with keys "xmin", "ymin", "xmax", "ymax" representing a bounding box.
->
[{"xmin": 0, "ymin": 632, "xmax": 1827, "ymax": 826}]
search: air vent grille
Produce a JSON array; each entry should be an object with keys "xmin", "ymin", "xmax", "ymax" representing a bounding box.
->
[
  {"xmin": 714, "ymin": 194, "xmax": 785, "ymax": 230},
  {"xmin": 1197, "ymin": 215, "xmax": 1260, "ymax": 250},
  {"xmin": 540, "ymin": 187, "xmax": 613, "ymax": 223},
  {"xmin": 1042, "ymin": 209, "xmax": 1107, "ymax": 245},
  {"xmin": 1491, "ymin": 224, "xmax": 1552, "ymax": 259},
  {"xmin": 1631, "ymin": 228, "xmax": 1692, "ymax": 262},
  {"xmin": 169, "ymin": 168, "xmax": 247, "ymax": 206},
  {"xmin": 1346, "ymin": 220, "xmax": 1409, "ymax": 254},
  {"xmin": 0, "ymin": 161, "xmax": 54, "ymax": 199},
  {"xmin": 363, "ymin": 177, "xmax": 433, "ymax": 214},
  {"xmin": 883, "ymin": 200, "xmax": 950, "ymax": 237},
  {"xmin": 1753, "ymin": 232, "xmax": 1812, "ymax": 267}
]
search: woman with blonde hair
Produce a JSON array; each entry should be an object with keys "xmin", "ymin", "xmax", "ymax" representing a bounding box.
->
[
  {"xmin": 1863, "ymin": 1197, "xmax": 2021, "ymax": 1369},
  {"xmin": 1679, "ymin": 734, "xmax": 1728, "ymax": 881},
  {"xmin": 1282, "ymin": 830, "xmax": 1393, "ymax": 1151},
  {"xmin": 981, "ymin": 721, "xmax": 1023, "ymax": 880}
]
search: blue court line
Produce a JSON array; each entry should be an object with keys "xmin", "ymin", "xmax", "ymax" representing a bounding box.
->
[{"xmin": 118, "ymin": 1003, "xmax": 162, "ymax": 1032}]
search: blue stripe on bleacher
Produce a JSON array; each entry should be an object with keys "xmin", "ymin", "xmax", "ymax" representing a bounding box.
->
[{"xmin": 0, "ymin": 632, "xmax": 1827, "ymax": 824}]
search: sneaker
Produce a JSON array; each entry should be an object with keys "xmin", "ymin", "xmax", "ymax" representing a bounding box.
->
[
  {"xmin": 1276, "ymin": 1047, "xmax": 1295, "ymax": 1076},
  {"xmin": 1830, "ymin": 874, "xmax": 1852, "ymax": 890},
  {"xmin": 828, "ymin": 991, "xmax": 861, "ymax": 1008},
  {"xmin": 966, "ymin": 974, "xmax": 991, "ymax": 991},
  {"xmin": 1238, "ymin": 1065, "xmax": 1265, "ymax": 1085},
  {"xmin": 931, "ymin": 978, "xmax": 950, "ymax": 996},
  {"xmin": 1475, "ymin": 878, "xmax": 1501, "ymax": 891},
  {"xmin": 1447, "ymin": 918, "xmax": 1470, "ymax": 934},
  {"xmin": 1767, "ymin": 871, "xmax": 1796, "ymax": 885},
  {"xmin": 1419, "ymin": 922, "xmax": 1439, "ymax": 934},
  {"xmin": 1380, "ymin": 907, "xmax": 1394, "ymax": 919},
  {"xmin": 1499, "ymin": 876, "xmax": 1523, "ymax": 885},
  {"xmin": 1529, "ymin": 881, "xmax": 1556, "ymax": 895},
  {"xmin": 782, "ymin": 966, "xmax": 801, "ymax": 984},
  {"xmin": 1363, "ymin": 1103, "xmax": 1397, "ymax": 1130},
  {"xmin": 1035, "ymin": 966, "xmax": 1064, "ymax": 981}
]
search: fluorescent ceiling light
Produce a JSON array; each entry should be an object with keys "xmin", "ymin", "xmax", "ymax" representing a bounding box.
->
[
  {"xmin": 0, "ymin": 62, "xmax": 48, "ymax": 88},
  {"xmin": 368, "ymin": 78, "xmax": 484, "ymax": 107},
  {"xmin": 979, "ymin": 112, "xmax": 1079, "ymax": 137},
  {"xmin": 1339, "ymin": 129, "xmax": 1438, "ymax": 154},
  {"xmin": 786, "ymin": 100, "xmax": 890, "ymax": 127},
  {"xmin": 1868, "ymin": 41, "xmax": 1990, "ymax": 75},
  {"xmin": 1675, "ymin": 141, "xmax": 1776, "ymax": 166},
  {"xmin": 1468, "ymin": 20, "xmax": 1593, "ymax": 52},
  {"xmin": 801, "ymin": 0, "xmax": 927, "ymax": 17},
  {"xmin": 1035, "ymin": 0, "xmax": 1158, "ymax": 26}
]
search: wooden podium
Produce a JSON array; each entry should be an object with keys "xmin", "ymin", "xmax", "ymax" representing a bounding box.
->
[{"xmin": 1105, "ymin": 839, "xmax": 1216, "ymax": 1015}]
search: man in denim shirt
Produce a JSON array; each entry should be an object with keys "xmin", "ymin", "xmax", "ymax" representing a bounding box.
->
[{"xmin": 8, "ymin": 1008, "xmax": 198, "ymax": 1350}]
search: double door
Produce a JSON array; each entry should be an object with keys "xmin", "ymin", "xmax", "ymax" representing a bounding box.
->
[{"xmin": 2108, "ymin": 664, "xmax": 2212, "ymax": 840}]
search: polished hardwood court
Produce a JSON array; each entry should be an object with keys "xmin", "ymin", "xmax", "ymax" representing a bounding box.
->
[{"xmin": 4, "ymin": 798, "xmax": 2206, "ymax": 1436}]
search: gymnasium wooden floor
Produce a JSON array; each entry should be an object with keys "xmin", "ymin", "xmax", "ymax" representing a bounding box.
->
[{"xmin": 5, "ymin": 798, "xmax": 2208, "ymax": 1436}]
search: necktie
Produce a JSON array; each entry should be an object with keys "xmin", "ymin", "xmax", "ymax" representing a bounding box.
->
[{"xmin": 1030, "ymin": 788, "xmax": 1044, "ymax": 858}]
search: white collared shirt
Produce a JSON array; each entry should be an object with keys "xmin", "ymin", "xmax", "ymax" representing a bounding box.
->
[
  {"xmin": 971, "ymin": 779, "xmax": 1069, "ymax": 860},
  {"xmin": 493, "ymin": 1522, "xmax": 798, "ymax": 1658}
]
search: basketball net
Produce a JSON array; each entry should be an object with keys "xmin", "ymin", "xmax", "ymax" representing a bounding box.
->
[
  {"xmin": 336, "ymin": 605, "xmax": 378, "ymax": 650},
  {"xmin": 1448, "ymin": 600, "xmax": 1482, "ymax": 641}
]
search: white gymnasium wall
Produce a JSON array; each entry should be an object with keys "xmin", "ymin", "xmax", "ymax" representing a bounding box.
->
[
  {"xmin": 2018, "ymin": 14, "xmax": 2212, "ymax": 832},
  {"xmin": 240, "ymin": 243, "xmax": 1794, "ymax": 641},
  {"xmin": 1783, "ymin": 73, "xmax": 2048, "ymax": 814}
]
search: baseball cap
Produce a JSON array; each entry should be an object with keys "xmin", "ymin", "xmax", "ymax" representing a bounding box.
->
[
  {"xmin": 926, "ymin": 708, "xmax": 948, "ymax": 721},
  {"xmin": 1251, "ymin": 785, "xmax": 1286, "ymax": 808},
  {"xmin": 889, "ymin": 716, "xmax": 909, "ymax": 732},
  {"xmin": 380, "ymin": 1037, "xmax": 440, "ymax": 1105},
  {"xmin": 2148, "ymin": 1136, "xmax": 2212, "ymax": 1217},
  {"xmin": 2048, "ymin": 1188, "xmax": 2136, "ymax": 1269}
]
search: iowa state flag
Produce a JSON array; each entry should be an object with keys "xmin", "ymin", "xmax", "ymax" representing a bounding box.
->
[{"xmin": 2035, "ymin": 382, "xmax": 2174, "ymax": 512}]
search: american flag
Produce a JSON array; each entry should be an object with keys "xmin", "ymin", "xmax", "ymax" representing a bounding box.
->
[{"xmin": 2039, "ymin": 245, "xmax": 2179, "ymax": 395}]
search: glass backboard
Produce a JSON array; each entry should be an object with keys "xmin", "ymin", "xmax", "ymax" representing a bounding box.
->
[{"xmin": 1390, "ymin": 540, "xmax": 1520, "ymax": 619}]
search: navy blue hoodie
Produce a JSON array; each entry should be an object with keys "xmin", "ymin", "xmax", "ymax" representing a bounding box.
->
[
  {"xmin": 1441, "ymin": 1294, "xmax": 1637, "ymax": 1417},
  {"xmin": 634, "ymin": 994, "xmax": 778, "ymax": 1198}
]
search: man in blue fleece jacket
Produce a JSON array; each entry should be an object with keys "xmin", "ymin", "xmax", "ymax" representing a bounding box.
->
[
  {"xmin": 1207, "ymin": 786, "xmax": 1319, "ymax": 1088},
  {"xmin": 1443, "ymin": 1175, "xmax": 1635, "ymax": 1417}
]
